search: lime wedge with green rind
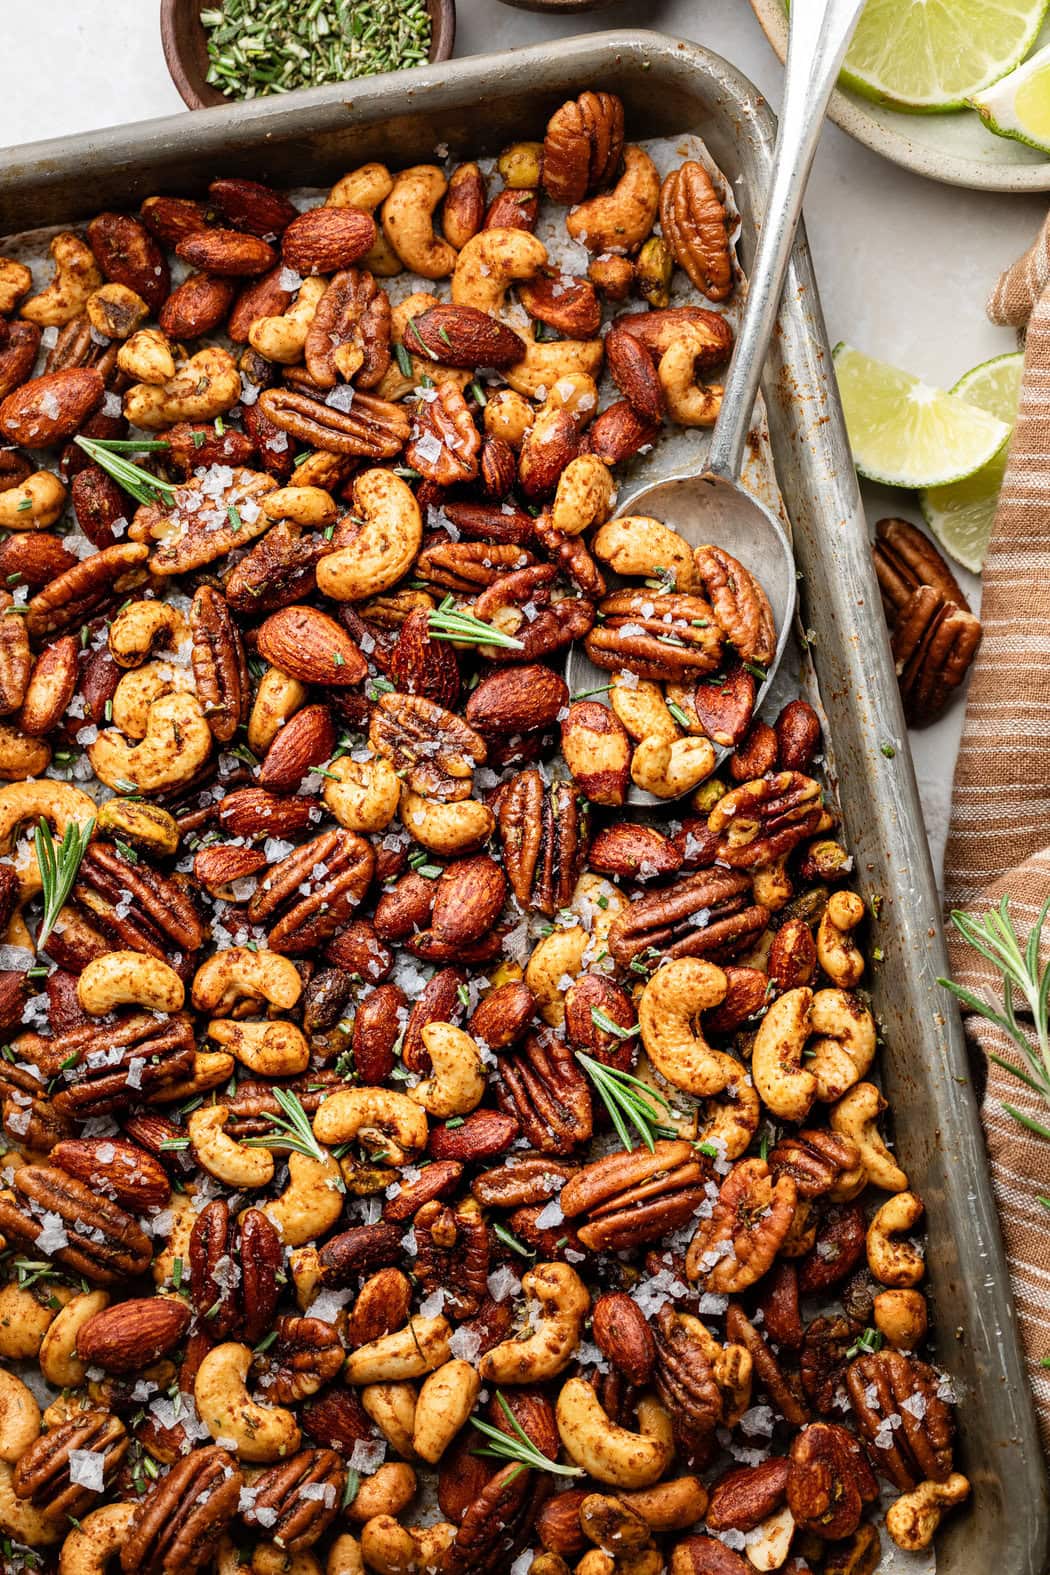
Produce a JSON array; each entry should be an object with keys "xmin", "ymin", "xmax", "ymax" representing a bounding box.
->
[
  {"xmin": 840, "ymin": 0, "xmax": 1049, "ymax": 112},
  {"xmin": 833, "ymin": 344, "xmax": 1012, "ymax": 490},
  {"xmin": 967, "ymin": 42, "xmax": 1050, "ymax": 153},
  {"xmin": 919, "ymin": 351, "xmax": 1023, "ymax": 573}
]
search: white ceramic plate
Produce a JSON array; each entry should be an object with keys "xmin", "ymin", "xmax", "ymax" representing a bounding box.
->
[{"xmin": 750, "ymin": 0, "xmax": 1050, "ymax": 192}]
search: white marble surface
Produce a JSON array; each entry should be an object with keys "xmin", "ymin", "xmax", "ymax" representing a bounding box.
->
[{"xmin": 2, "ymin": 0, "xmax": 1046, "ymax": 878}]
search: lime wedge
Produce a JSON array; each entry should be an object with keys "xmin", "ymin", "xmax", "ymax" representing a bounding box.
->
[
  {"xmin": 833, "ymin": 345, "xmax": 1012, "ymax": 490},
  {"xmin": 841, "ymin": 0, "xmax": 1049, "ymax": 112},
  {"xmin": 968, "ymin": 42, "xmax": 1050, "ymax": 153},
  {"xmin": 920, "ymin": 352, "xmax": 1023, "ymax": 573}
]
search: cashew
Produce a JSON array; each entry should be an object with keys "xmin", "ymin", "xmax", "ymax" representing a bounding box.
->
[
  {"xmin": 566, "ymin": 146, "xmax": 661, "ymax": 254},
  {"xmin": 452, "ymin": 227, "xmax": 547, "ymax": 316},
  {"xmin": 479, "ymin": 1262, "xmax": 590, "ymax": 1384},
  {"xmin": 638, "ymin": 959, "xmax": 741, "ymax": 1096},
  {"xmin": 408, "ymin": 1022, "xmax": 485, "ymax": 1118},
  {"xmin": 620, "ymin": 1477, "xmax": 709, "ymax": 1532},
  {"xmin": 0, "ymin": 471, "xmax": 67, "ymax": 530},
  {"xmin": 264, "ymin": 1150, "xmax": 345, "ymax": 1247},
  {"xmin": 806, "ymin": 988, "xmax": 876, "ymax": 1102},
  {"xmin": 0, "ymin": 780, "xmax": 96, "ymax": 903},
  {"xmin": 550, "ymin": 455, "xmax": 615, "ymax": 537},
  {"xmin": 207, "ymin": 1017, "xmax": 311, "ymax": 1077},
  {"xmin": 0, "ymin": 259, "xmax": 32, "ymax": 315},
  {"xmin": 867, "ymin": 1191, "xmax": 925, "ymax": 1287},
  {"xmin": 400, "ymin": 787, "xmax": 495, "ymax": 856},
  {"xmin": 111, "ymin": 660, "xmax": 196, "ymax": 739},
  {"xmin": 343, "ymin": 1468, "xmax": 416, "ymax": 1533},
  {"xmin": 0, "ymin": 725, "xmax": 50, "ymax": 780},
  {"xmin": 557, "ymin": 1381, "xmax": 673, "ymax": 1488},
  {"xmin": 151, "ymin": 1189, "xmax": 198, "ymax": 1289},
  {"xmin": 0, "ymin": 1369, "xmax": 40, "ymax": 1463},
  {"xmin": 698, "ymin": 1077, "xmax": 762, "ymax": 1161},
  {"xmin": 328, "ymin": 1534, "xmax": 367, "ymax": 1575},
  {"xmin": 249, "ymin": 665, "xmax": 309, "ymax": 755},
  {"xmin": 873, "ymin": 1288, "xmax": 928, "ymax": 1351},
  {"xmin": 504, "ymin": 333, "xmax": 604, "ymax": 399},
  {"xmin": 344, "ymin": 1317, "xmax": 451, "ymax": 1384},
  {"xmin": 538, "ymin": 372, "xmax": 601, "ymax": 425},
  {"xmin": 412, "ymin": 1358, "xmax": 480, "ymax": 1463},
  {"xmin": 0, "ymin": 1280, "xmax": 72, "ymax": 1358},
  {"xmin": 316, "ymin": 469, "xmax": 422, "ymax": 603},
  {"xmin": 886, "ymin": 1474, "xmax": 970, "ymax": 1552},
  {"xmin": 676, "ymin": 1312, "xmax": 752, "ymax": 1426},
  {"xmin": 361, "ymin": 1383, "xmax": 418, "ymax": 1458},
  {"xmin": 58, "ymin": 1501, "xmax": 137, "ymax": 1574},
  {"xmin": 117, "ymin": 327, "xmax": 176, "ymax": 385},
  {"xmin": 609, "ymin": 676, "xmax": 679, "ymax": 745},
  {"xmin": 328, "ymin": 163, "xmax": 402, "ymax": 277},
  {"xmin": 189, "ymin": 1104, "xmax": 275, "ymax": 1188},
  {"xmin": 192, "ymin": 947, "xmax": 303, "ymax": 1014},
  {"xmin": 752, "ymin": 856, "xmax": 793, "ymax": 914},
  {"xmin": 195, "ymin": 1341, "xmax": 301, "ymax": 1462},
  {"xmin": 751, "ymin": 987, "xmax": 818, "ymax": 1122},
  {"xmin": 484, "ymin": 387, "xmax": 535, "ymax": 448},
  {"xmin": 124, "ymin": 346, "xmax": 242, "ymax": 428},
  {"xmin": 324, "ymin": 755, "xmax": 401, "ymax": 834},
  {"xmin": 658, "ymin": 332, "xmax": 724, "ymax": 427},
  {"xmin": 525, "ymin": 874, "xmax": 625, "ymax": 1027},
  {"xmin": 154, "ymin": 1049, "xmax": 236, "ymax": 1105},
  {"xmin": 89, "ymin": 690, "xmax": 212, "ymax": 792},
  {"xmin": 314, "ymin": 1087, "xmax": 428, "ymax": 1165},
  {"xmin": 743, "ymin": 1504, "xmax": 795, "ymax": 1571},
  {"xmin": 631, "ymin": 734, "xmax": 716, "ymax": 798},
  {"xmin": 593, "ymin": 517, "xmax": 698, "ymax": 591},
  {"xmin": 262, "ymin": 485, "xmax": 339, "ymax": 527},
  {"xmin": 359, "ymin": 1516, "xmax": 456, "ymax": 1575},
  {"xmin": 0, "ymin": 1459, "xmax": 62, "ymax": 1545},
  {"xmin": 86, "ymin": 281, "xmax": 150, "ymax": 340},
  {"xmin": 20, "ymin": 233, "xmax": 102, "ymax": 327},
  {"xmin": 381, "ymin": 166, "xmax": 458, "ymax": 279},
  {"xmin": 96, "ymin": 799, "xmax": 178, "ymax": 858},
  {"xmin": 108, "ymin": 598, "xmax": 187, "ymax": 668},
  {"xmin": 830, "ymin": 1082, "xmax": 908, "ymax": 1193},
  {"xmin": 816, "ymin": 890, "xmax": 866, "ymax": 987},
  {"xmin": 38, "ymin": 1289, "xmax": 107, "ymax": 1386},
  {"xmin": 249, "ymin": 276, "xmax": 328, "ymax": 363},
  {"xmin": 76, "ymin": 951, "xmax": 184, "ymax": 1016}
]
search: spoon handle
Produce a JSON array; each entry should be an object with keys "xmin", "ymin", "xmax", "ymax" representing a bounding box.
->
[{"xmin": 706, "ymin": 0, "xmax": 867, "ymax": 482}]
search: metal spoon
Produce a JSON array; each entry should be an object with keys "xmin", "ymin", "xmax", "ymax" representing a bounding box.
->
[{"xmin": 566, "ymin": 0, "xmax": 867, "ymax": 804}]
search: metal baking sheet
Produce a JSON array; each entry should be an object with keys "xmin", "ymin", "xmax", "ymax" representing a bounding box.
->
[{"xmin": 1, "ymin": 29, "xmax": 1045, "ymax": 1573}]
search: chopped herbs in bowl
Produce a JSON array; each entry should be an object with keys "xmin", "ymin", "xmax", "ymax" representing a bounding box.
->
[{"xmin": 202, "ymin": 0, "xmax": 433, "ymax": 95}]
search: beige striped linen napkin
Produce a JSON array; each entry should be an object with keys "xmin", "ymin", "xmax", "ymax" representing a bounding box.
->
[{"xmin": 943, "ymin": 211, "xmax": 1050, "ymax": 1454}]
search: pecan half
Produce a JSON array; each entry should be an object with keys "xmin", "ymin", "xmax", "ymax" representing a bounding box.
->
[
  {"xmin": 560, "ymin": 1140, "xmax": 711, "ymax": 1252},
  {"xmin": 872, "ymin": 517, "xmax": 965, "ymax": 623},
  {"xmin": 305, "ymin": 268, "xmax": 391, "ymax": 389},
  {"xmin": 585, "ymin": 589, "xmax": 724, "ymax": 682},
  {"xmin": 50, "ymin": 1014, "xmax": 196, "ymax": 1120},
  {"xmin": 693, "ymin": 545, "xmax": 776, "ymax": 666},
  {"xmin": 258, "ymin": 385, "xmax": 409, "ymax": 457},
  {"xmin": 253, "ymin": 1315, "xmax": 345, "ymax": 1402},
  {"xmin": 891, "ymin": 584, "xmax": 982, "ymax": 726},
  {"xmin": 846, "ymin": 1350, "xmax": 954, "ymax": 1489},
  {"xmin": 414, "ymin": 1195, "xmax": 490, "ymax": 1318},
  {"xmin": 606, "ymin": 869, "xmax": 767, "ymax": 969},
  {"xmin": 407, "ymin": 383, "xmax": 482, "ymax": 485},
  {"xmin": 248, "ymin": 828, "xmax": 375, "ymax": 952},
  {"xmin": 442, "ymin": 1461, "xmax": 548, "ymax": 1575},
  {"xmin": 498, "ymin": 770, "xmax": 588, "ymax": 914},
  {"xmin": 190, "ymin": 585, "xmax": 249, "ymax": 743},
  {"xmin": 224, "ymin": 518, "xmax": 328, "ymax": 613},
  {"xmin": 243, "ymin": 1449, "xmax": 345, "ymax": 1550},
  {"xmin": 0, "ymin": 1164, "xmax": 152, "ymax": 1283},
  {"xmin": 369, "ymin": 690, "xmax": 486, "ymax": 802},
  {"xmin": 25, "ymin": 542, "xmax": 149, "ymax": 639},
  {"xmin": 707, "ymin": 772, "xmax": 824, "ymax": 869},
  {"xmin": 685, "ymin": 1157, "xmax": 797, "ymax": 1293},
  {"xmin": 14, "ymin": 1410, "xmax": 128, "ymax": 1518},
  {"xmin": 189, "ymin": 1199, "xmax": 283, "ymax": 1342},
  {"xmin": 769, "ymin": 1130, "xmax": 861, "ymax": 1199},
  {"xmin": 543, "ymin": 91, "xmax": 625, "ymax": 203},
  {"xmin": 75, "ymin": 842, "xmax": 205, "ymax": 955},
  {"xmin": 416, "ymin": 540, "xmax": 536, "ymax": 595},
  {"xmin": 659, "ymin": 162, "xmax": 734, "ymax": 301},
  {"xmin": 496, "ymin": 1032, "xmax": 593, "ymax": 1155},
  {"xmin": 653, "ymin": 1305, "xmax": 722, "ymax": 1463},
  {"xmin": 122, "ymin": 1445, "xmax": 243, "ymax": 1573}
]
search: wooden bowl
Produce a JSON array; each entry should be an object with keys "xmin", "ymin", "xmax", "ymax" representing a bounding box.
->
[
  {"xmin": 497, "ymin": 0, "xmax": 613, "ymax": 9},
  {"xmin": 161, "ymin": 0, "xmax": 456, "ymax": 111}
]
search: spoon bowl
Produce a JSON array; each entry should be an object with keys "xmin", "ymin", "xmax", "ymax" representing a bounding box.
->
[{"xmin": 565, "ymin": 470, "xmax": 797, "ymax": 806}]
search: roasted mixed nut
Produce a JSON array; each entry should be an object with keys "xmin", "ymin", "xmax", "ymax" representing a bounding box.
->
[{"xmin": 0, "ymin": 91, "xmax": 965, "ymax": 1575}]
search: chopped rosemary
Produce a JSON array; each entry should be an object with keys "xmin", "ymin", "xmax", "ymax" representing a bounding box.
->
[
  {"xmin": 666, "ymin": 700, "xmax": 694, "ymax": 730},
  {"xmin": 847, "ymin": 1327, "xmax": 884, "ymax": 1358},
  {"xmin": 34, "ymin": 817, "xmax": 95, "ymax": 951},
  {"xmin": 471, "ymin": 1392, "xmax": 584, "ymax": 1479},
  {"xmin": 589, "ymin": 1006, "xmax": 640, "ymax": 1042},
  {"xmin": 74, "ymin": 436, "xmax": 178, "ymax": 508},
  {"xmin": 244, "ymin": 1087, "xmax": 345, "ymax": 1190},
  {"xmin": 575, "ymin": 1051, "xmax": 675, "ymax": 1153},
  {"xmin": 492, "ymin": 1222, "xmax": 536, "ymax": 1259},
  {"xmin": 428, "ymin": 595, "xmax": 524, "ymax": 652},
  {"xmin": 393, "ymin": 341, "xmax": 414, "ymax": 378}
]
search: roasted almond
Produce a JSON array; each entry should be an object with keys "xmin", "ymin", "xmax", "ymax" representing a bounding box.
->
[
  {"xmin": 429, "ymin": 855, "xmax": 507, "ymax": 947},
  {"xmin": 591, "ymin": 1291, "xmax": 656, "ymax": 1386},
  {"xmin": 519, "ymin": 273, "xmax": 601, "ymax": 338},
  {"xmin": 258, "ymin": 703, "xmax": 336, "ymax": 792},
  {"xmin": 281, "ymin": 207, "xmax": 376, "ymax": 275},
  {"xmin": 140, "ymin": 193, "xmax": 210, "ymax": 246},
  {"xmin": 0, "ymin": 367, "xmax": 104, "ymax": 448},
  {"xmin": 588, "ymin": 821, "xmax": 682, "ymax": 879},
  {"xmin": 209, "ymin": 177, "xmax": 298, "ymax": 238},
  {"xmin": 256, "ymin": 606, "xmax": 367, "ymax": 687},
  {"xmin": 19, "ymin": 635, "xmax": 78, "ymax": 736},
  {"xmin": 774, "ymin": 698, "xmax": 821, "ymax": 773},
  {"xmin": 177, "ymin": 228, "xmax": 278, "ymax": 277},
  {"xmin": 87, "ymin": 211, "xmax": 171, "ymax": 313},
  {"xmin": 51, "ymin": 1136, "xmax": 172, "ymax": 1210},
  {"xmin": 218, "ymin": 785, "xmax": 318, "ymax": 840},
  {"xmin": 76, "ymin": 1295, "xmax": 191, "ymax": 1372},
  {"xmin": 406, "ymin": 304, "xmax": 526, "ymax": 370},
  {"xmin": 428, "ymin": 1109, "xmax": 519, "ymax": 1161},
  {"xmin": 227, "ymin": 266, "xmax": 295, "ymax": 344},
  {"xmin": 193, "ymin": 843, "xmax": 267, "ymax": 896},
  {"xmin": 465, "ymin": 663, "xmax": 568, "ymax": 736},
  {"xmin": 159, "ymin": 273, "xmax": 238, "ymax": 340}
]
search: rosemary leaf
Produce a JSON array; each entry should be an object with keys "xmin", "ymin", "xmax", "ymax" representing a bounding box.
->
[
  {"xmin": 74, "ymin": 436, "xmax": 178, "ymax": 507},
  {"xmin": 35, "ymin": 817, "xmax": 95, "ymax": 951}
]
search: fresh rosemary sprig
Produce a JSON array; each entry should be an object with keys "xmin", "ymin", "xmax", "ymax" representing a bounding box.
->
[
  {"xmin": 492, "ymin": 1222, "xmax": 536, "ymax": 1259},
  {"xmin": 74, "ymin": 435, "xmax": 178, "ymax": 508},
  {"xmin": 73, "ymin": 438, "xmax": 172, "ymax": 453},
  {"xmin": 575, "ymin": 1051, "xmax": 675, "ymax": 1153},
  {"xmin": 939, "ymin": 895, "xmax": 1050, "ymax": 1151},
  {"xmin": 428, "ymin": 595, "xmax": 524, "ymax": 652},
  {"xmin": 471, "ymin": 1392, "xmax": 584, "ymax": 1480},
  {"xmin": 244, "ymin": 1087, "xmax": 345, "ymax": 1190},
  {"xmin": 34, "ymin": 817, "xmax": 95, "ymax": 951}
]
